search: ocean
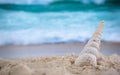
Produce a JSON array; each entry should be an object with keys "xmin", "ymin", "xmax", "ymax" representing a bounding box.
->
[{"xmin": 0, "ymin": 0, "xmax": 120, "ymax": 45}]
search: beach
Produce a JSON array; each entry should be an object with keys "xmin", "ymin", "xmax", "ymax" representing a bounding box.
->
[{"xmin": 0, "ymin": 42, "xmax": 120, "ymax": 75}]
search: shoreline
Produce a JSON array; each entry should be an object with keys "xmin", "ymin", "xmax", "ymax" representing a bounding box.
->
[{"xmin": 0, "ymin": 42, "xmax": 120, "ymax": 58}]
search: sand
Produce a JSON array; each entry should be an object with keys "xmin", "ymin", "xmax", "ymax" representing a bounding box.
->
[
  {"xmin": 0, "ymin": 42, "xmax": 120, "ymax": 75},
  {"xmin": 0, "ymin": 54, "xmax": 120, "ymax": 75}
]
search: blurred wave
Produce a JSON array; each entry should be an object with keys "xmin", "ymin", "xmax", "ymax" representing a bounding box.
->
[
  {"xmin": 0, "ymin": 0, "xmax": 120, "ymax": 45},
  {"xmin": 0, "ymin": 0, "xmax": 119, "ymax": 13},
  {"xmin": 0, "ymin": 3, "xmax": 119, "ymax": 12},
  {"xmin": 0, "ymin": 9, "xmax": 120, "ymax": 45}
]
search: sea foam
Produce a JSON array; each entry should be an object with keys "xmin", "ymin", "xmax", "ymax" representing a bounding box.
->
[{"xmin": 0, "ymin": 10, "xmax": 120, "ymax": 45}]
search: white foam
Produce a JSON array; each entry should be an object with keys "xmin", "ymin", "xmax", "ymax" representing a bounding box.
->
[{"xmin": 0, "ymin": 11, "xmax": 120, "ymax": 45}]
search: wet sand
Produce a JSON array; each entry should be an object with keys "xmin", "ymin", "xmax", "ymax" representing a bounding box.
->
[{"xmin": 0, "ymin": 42, "xmax": 120, "ymax": 58}]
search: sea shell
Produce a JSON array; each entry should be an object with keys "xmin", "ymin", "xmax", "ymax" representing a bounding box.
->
[{"xmin": 75, "ymin": 21, "xmax": 104, "ymax": 66}]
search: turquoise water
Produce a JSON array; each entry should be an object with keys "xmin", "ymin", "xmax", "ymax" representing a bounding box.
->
[{"xmin": 0, "ymin": 2, "xmax": 120, "ymax": 45}]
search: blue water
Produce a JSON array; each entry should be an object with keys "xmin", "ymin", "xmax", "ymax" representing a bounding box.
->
[{"xmin": 0, "ymin": 1, "xmax": 120, "ymax": 45}]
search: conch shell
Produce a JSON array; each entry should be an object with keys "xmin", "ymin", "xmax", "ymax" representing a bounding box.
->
[{"xmin": 75, "ymin": 21, "xmax": 104, "ymax": 66}]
